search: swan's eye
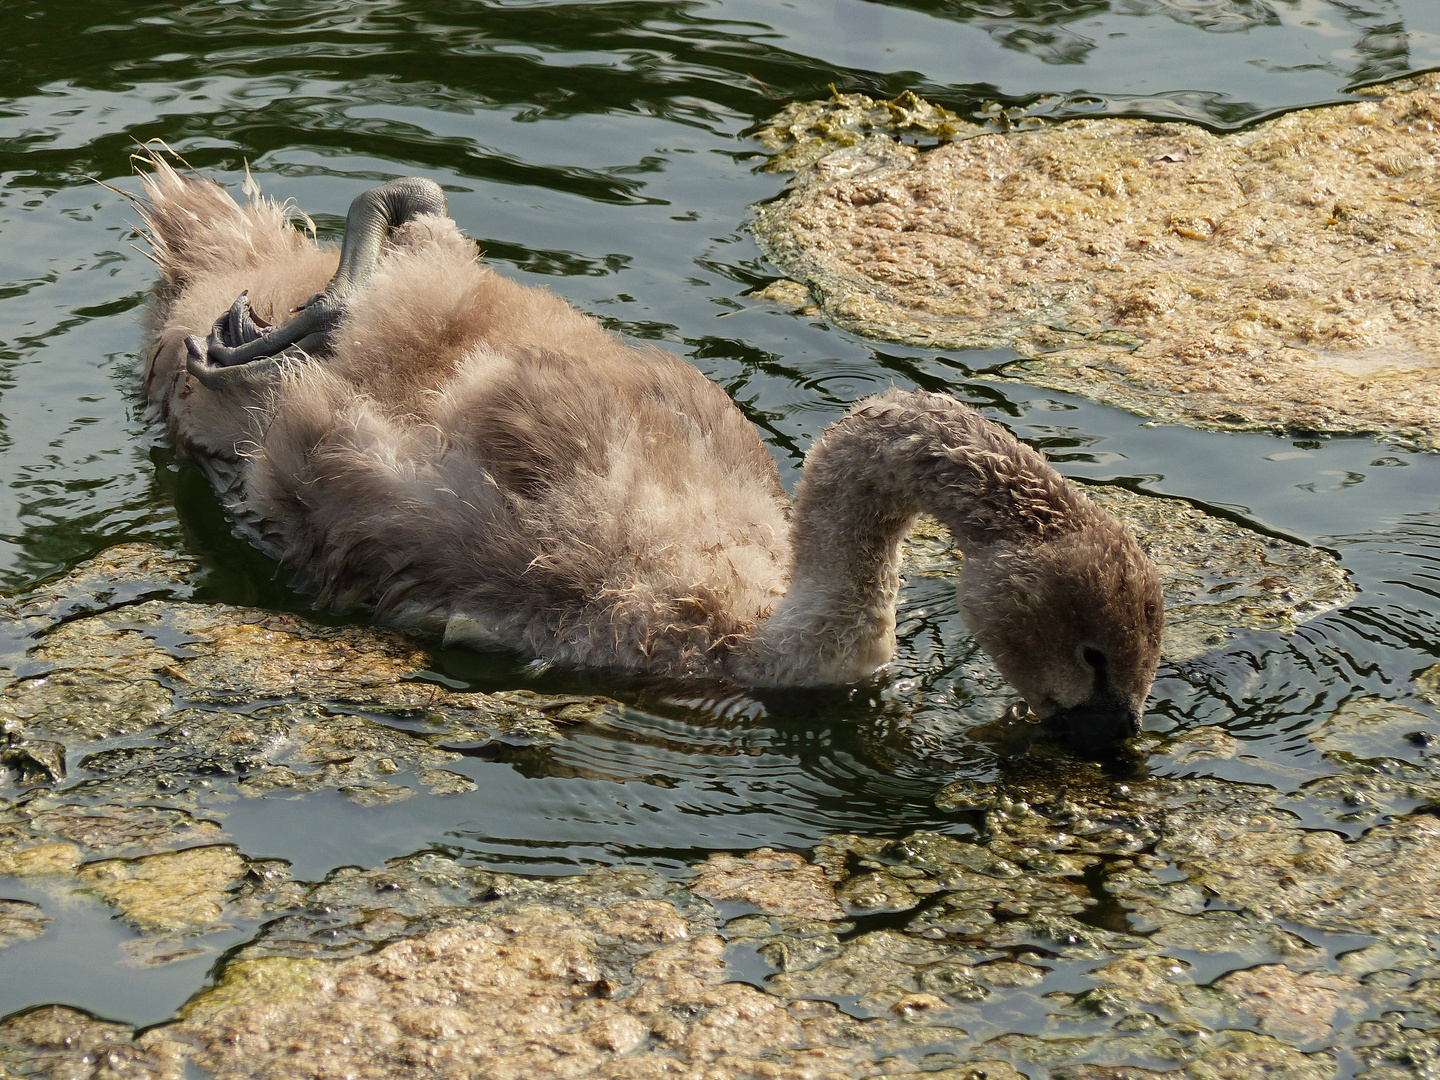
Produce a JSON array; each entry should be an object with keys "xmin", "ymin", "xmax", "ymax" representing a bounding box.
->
[{"xmin": 1079, "ymin": 646, "xmax": 1107, "ymax": 672}]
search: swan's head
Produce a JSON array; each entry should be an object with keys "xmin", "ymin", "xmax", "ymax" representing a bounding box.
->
[{"xmin": 959, "ymin": 517, "xmax": 1163, "ymax": 752}]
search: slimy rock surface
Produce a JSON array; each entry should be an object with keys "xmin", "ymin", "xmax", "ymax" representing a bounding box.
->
[
  {"xmin": 0, "ymin": 538, "xmax": 1412, "ymax": 1080},
  {"xmin": 752, "ymin": 76, "xmax": 1440, "ymax": 446}
]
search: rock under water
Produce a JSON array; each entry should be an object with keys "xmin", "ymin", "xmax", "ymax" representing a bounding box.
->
[
  {"xmin": 752, "ymin": 75, "xmax": 1440, "ymax": 447},
  {"xmin": 0, "ymin": 531, "xmax": 1416, "ymax": 1080}
]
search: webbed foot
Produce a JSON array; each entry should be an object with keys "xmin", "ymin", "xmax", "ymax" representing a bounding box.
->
[
  {"xmin": 185, "ymin": 329, "xmax": 309, "ymax": 392},
  {"xmin": 197, "ymin": 176, "xmax": 449, "ymax": 374}
]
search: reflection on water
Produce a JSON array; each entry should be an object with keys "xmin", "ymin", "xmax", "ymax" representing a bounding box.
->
[
  {"xmin": 877, "ymin": 0, "xmax": 1407, "ymax": 81},
  {"xmin": 3, "ymin": 0, "xmax": 1440, "ymax": 1037},
  {"xmin": 0, "ymin": 877, "xmax": 255, "ymax": 1028}
]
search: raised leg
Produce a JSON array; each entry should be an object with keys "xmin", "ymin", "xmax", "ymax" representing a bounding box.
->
[{"xmin": 187, "ymin": 176, "xmax": 449, "ymax": 387}]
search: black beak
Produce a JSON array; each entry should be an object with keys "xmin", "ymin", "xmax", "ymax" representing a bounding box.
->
[{"xmin": 1043, "ymin": 692, "xmax": 1140, "ymax": 755}]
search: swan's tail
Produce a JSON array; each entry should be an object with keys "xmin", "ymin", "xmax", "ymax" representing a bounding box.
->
[{"xmin": 133, "ymin": 150, "xmax": 311, "ymax": 292}]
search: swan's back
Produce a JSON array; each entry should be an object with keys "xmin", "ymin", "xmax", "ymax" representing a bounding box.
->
[{"xmin": 140, "ymin": 164, "xmax": 791, "ymax": 678}]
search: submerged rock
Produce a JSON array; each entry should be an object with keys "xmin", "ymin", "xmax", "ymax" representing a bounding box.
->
[
  {"xmin": 5, "ymin": 768, "xmax": 1440, "ymax": 1077},
  {"xmin": 77, "ymin": 844, "xmax": 247, "ymax": 933},
  {"xmin": 0, "ymin": 546, "xmax": 1426, "ymax": 1079},
  {"xmin": 7, "ymin": 778, "xmax": 1440, "ymax": 1079},
  {"xmin": 753, "ymin": 76, "xmax": 1440, "ymax": 446},
  {"xmin": 0, "ymin": 546, "xmax": 582, "ymax": 809},
  {"xmin": 0, "ymin": 897, "xmax": 48, "ymax": 948},
  {"xmin": 0, "ymin": 545, "xmax": 616, "ymax": 966}
]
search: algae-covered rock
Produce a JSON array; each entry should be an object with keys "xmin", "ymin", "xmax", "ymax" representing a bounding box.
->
[
  {"xmin": 15, "ymin": 804, "xmax": 221, "ymax": 858},
  {"xmin": 0, "ymin": 803, "xmax": 224, "ymax": 889},
  {"xmin": 5, "ymin": 797, "xmax": 1440, "ymax": 1079},
  {"xmin": 692, "ymin": 847, "xmax": 846, "ymax": 920},
  {"xmin": 768, "ymin": 926, "xmax": 987, "ymax": 1013},
  {"xmin": 1411, "ymin": 662, "xmax": 1440, "ymax": 708},
  {"xmin": 1088, "ymin": 488, "xmax": 1352, "ymax": 659},
  {"xmin": 0, "ymin": 544, "xmax": 610, "ymax": 813},
  {"xmin": 77, "ymin": 844, "xmax": 247, "ymax": 932},
  {"xmin": 0, "ymin": 1005, "xmax": 186, "ymax": 1080},
  {"xmin": 31, "ymin": 599, "xmax": 463, "ymax": 710},
  {"xmin": 0, "ymin": 545, "xmax": 1423, "ymax": 1080},
  {"xmin": 7, "ymin": 546, "xmax": 593, "ymax": 739},
  {"xmin": 753, "ymin": 76, "xmax": 1440, "ymax": 446},
  {"xmin": 1213, "ymin": 965, "xmax": 1360, "ymax": 1046},
  {"xmin": 202, "ymin": 851, "xmax": 502, "ymax": 962},
  {"xmin": 1308, "ymin": 696, "xmax": 1439, "ymax": 773},
  {"xmin": 0, "ymin": 543, "xmax": 196, "ymax": 653},
  {"xmin": 1162, "ymin": 813, "xmax": 1440, "ymax": 938},
  {"xmin": 1, "ymin": 669, "xmax": 173, "ymax": 745},
  {"xmin": 4, "ymin": 862, "xmax": 974, "ymax": 1080},
  {"xmin": 0, "ymin": 898, "xmax": 49, "ymax": 948},
  {"xmin": 748, "ymin": 277, "xmax": 820, "ymax": 315},
  {"xmin": 70, "ymin": 703, "xmax": 478, "ymax": 806},
  {"xmin": 1354, "ymin": 1021, "xmax": 1440, "ymax": 1080},
  {"xmin": 936, "ymin": 767, "xmax": 1440, "ymax": 942},
  {"xmin": 1062, "ymin": 955, "xmax": 1363, "ymax": 1049},
  {"xmin": 999, "ymin": 1029, "xmax": 1338, "ymax": 1080},
  {"xmin": 751, "ymin": 89, "xmax": 982, "ymax": 173}
]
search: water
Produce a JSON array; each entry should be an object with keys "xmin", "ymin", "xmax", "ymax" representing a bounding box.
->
[{"xmin": 4, "ymin": 0, "xmax": 1440, "ymax": 1039}]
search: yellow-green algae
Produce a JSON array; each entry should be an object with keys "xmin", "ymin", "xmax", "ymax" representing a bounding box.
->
[
  {"xmin": 752, "ymin": 76, "xmax": 1440, "ymax": 446},
  {"xmin": 0, "ymin": 545, "xmax": 1431, "ymax": 1080},
  {"xmin": 9, "ymin": 770, "xmax": 1440, "ymax": 1079},
  {"xmin": 751, "ymin": 89, "xmax": 982, "ymax": 173},
  {"xmin": 0, "ymin": 545, "xmax": 622, "ymax": 963},
  {"xmin": 77, "ymin": 845, "xmax": 247, "ymax": 933}
]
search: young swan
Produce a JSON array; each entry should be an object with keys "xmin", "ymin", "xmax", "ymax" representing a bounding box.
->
[{"xmin": 137, "ymin": 163, "xmax": 1164, "ymax": 749}]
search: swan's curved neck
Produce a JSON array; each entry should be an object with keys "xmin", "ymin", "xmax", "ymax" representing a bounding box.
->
[{"xmin": 729, "ymin": 391, "xmax": 1092, "ymax": 687}]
